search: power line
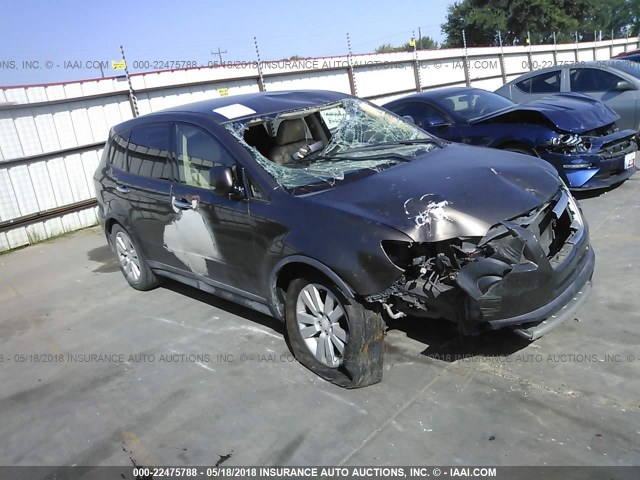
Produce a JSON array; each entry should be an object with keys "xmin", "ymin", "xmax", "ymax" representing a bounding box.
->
[{"xmin": 211, "ymin": 47, "xmax": 227, "ymax": 63}]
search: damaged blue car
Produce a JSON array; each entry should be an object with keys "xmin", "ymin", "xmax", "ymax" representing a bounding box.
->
[{"xmin": 383, "ymin": 87, "xmax": 637, "ymax": 190}]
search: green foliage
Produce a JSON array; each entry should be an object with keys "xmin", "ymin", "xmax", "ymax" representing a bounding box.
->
[
  {"xmin": 442, "ymin": 0, "xmax": 640, "ymax": 47},
  {"xmin": 375, "ymin": 36, "xmax": 438, "ymax": 53}
]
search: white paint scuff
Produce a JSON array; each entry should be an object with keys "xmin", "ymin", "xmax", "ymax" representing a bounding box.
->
[
  {"xmin": 163, "ymin": 208, "xmax": 221, "ymax": 276},
  {"xmin": 404, "ymin": 194, "xmax": 452, "ymax": 230}
]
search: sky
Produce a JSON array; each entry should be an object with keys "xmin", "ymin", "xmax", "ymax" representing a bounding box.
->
[{"xmin": 0, "ymin": 0, "xmax": 452, "ymax": 86}]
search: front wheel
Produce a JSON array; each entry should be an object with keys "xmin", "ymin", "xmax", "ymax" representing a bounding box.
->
[{"xmin": 285, "ymin": 276, "xmax": 385, "ymax": 388}]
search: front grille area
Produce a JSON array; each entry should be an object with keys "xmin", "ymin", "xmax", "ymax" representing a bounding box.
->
[
  {"xmin": 599, "ymin": 137, "xmax": 636, "ymax": 160},
  {"xmin": 511, "ymin": 190, "xmax": 574, "ymax": 259}
]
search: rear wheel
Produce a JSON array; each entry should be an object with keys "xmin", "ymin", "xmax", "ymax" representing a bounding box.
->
[
  {"xmin": 285, "ymin": 276, "xmax": 385, "ymax": 388},
  {"xmin": 111, "ymin": 224, "xmax": 159, "ymax": 291}
]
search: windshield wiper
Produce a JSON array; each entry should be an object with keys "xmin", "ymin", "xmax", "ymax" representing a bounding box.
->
[
  {"xmin": 311, "ymin": 152, "xmax": 413, "ymax": 163},
  {"xmin": 327, "ymin": 138, "xmax": 439, "ymax": 155}
]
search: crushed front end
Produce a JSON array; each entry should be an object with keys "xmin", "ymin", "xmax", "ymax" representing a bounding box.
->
[
  {"xmin": 371, "ymin": 187, "xmax": 595, "ymax": 340},
  {"xmin": 538, "ymin": 129, "xmax": 637, "ymax": 190}
]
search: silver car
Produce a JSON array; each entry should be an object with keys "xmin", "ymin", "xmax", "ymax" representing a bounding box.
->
[{"xmin": 495, "ymin": 60, "xmax": 640, "ymax": 131}]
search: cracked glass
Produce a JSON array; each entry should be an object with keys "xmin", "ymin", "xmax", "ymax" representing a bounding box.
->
[{"xmin": 225, "ymin": 98, "xmax": 439, "ymax": 192}]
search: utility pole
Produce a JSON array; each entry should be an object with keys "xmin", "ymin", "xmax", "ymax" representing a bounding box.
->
[
  {"xmin": 418, "ymin": 27, "xmax": 422, "ymax": 50},
  {"xmin": 211, "ymin": 47, "xmax": 227, "ymax": 63}
]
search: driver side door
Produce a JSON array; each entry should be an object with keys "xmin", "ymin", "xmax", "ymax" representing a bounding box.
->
[{"xmin": 164, "ymin": 122, "xmax": 258, "ymax": 295}]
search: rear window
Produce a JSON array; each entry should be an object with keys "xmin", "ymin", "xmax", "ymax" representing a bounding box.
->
[{"xmin": 127, "ymin": 123, "xmax": 173, "ymax": 180}]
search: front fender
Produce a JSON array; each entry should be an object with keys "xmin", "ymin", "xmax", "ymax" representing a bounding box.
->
[{"xmin": 268, "ymin": 255, "xmax": 357, "ymax": 320}]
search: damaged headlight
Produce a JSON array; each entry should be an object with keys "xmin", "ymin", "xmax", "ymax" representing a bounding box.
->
[
  {"xmin": 381, "ymin": 240, "xmax": 414, "ymax": 270},
  {"xmin": 381, "ymin": 239, "xmax": 485, "ymax": 273},
  {"xmin": 565, "ymin": 188, "xmax": 584, "ymax": 227},
  {"xmin": 541, "ymin": 134, "xmax": 591, "ymax": 153}
]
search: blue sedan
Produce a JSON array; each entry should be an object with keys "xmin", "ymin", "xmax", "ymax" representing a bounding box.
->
[{"xmin": 383, "ymin": 87, "xmax": 637, "ymax": 190}]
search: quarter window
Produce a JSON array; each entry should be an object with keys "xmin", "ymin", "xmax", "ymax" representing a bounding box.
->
[
  {"xmin": 175, "ymin": 123, "xmax": 234, "ymax": 188},
  {"xmin": 127, "ymin": 124, "xmax": 173, "ymax": 180}
]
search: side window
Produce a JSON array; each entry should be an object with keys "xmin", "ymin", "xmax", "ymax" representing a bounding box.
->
[
  {"xmin": 515, "ymin": 77, "xmax": 532, "ymax": 93},
  {"xmin": 392, "ymin": 103, "xmax": 446, "ymax": 129},
  {"xmin": 516, "ymin": 71, "xmax": 561, "ymax": 93},
  {"xmin": 127, "ymin": 123, "xmax": 173, "ymax": 180},
  {"xmin": 109, "ymin": 131, "xmax": 129, "ymax": 171},
  {"xmin": 570, "ymin": 68, "xmax": 622, "ymax": 92},
  {"xmin": 175, "ymin": 123, "xmax": 234, "ymax": 188}
]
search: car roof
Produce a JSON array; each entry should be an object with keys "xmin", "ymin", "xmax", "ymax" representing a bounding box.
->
[
  {"xmin": 504, "ymin": 60, "xmax": 639, "ymax": 82},
  {"xmin": 388, "ymin": 87, "xmax": 488, "ymax": 102},
  {"xmin": 113, "ymin": 90, "xmax": 351, "ymax": 132}
]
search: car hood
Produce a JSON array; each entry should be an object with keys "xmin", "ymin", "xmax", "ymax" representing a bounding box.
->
[
  {"xmin": 470, "ymin": 93, "xmax": 619, "ymax": 134},
  {"xmin": 306, "ymin": 144, "xmax": 562, "ymax": 243}
]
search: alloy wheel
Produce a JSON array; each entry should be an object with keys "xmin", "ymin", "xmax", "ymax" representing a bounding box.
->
[
  {"xmin": 115, "ymin": 231, "xmax": 141, "ymax": 283},
  {"xmin": 295, "ymin": 283, "xmax": 349, "ymax": 368}
]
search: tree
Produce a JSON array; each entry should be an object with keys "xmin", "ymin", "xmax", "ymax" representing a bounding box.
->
[{"xmin": 441, "ymin": 0, "xmax": 637, "ymax": 47}]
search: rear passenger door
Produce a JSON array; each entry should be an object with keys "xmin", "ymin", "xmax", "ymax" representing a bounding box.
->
[
  {"xmin": 165, "ymin": 122, "xmax": 256, "ymax": 293},
  {"xmin": 116, "ymin": 122, "xmax": 176, "ymax": 265}
]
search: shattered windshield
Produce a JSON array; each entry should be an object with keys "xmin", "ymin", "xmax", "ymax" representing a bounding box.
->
[{"xmin": 225, "ymin": 98, "xmax": 439, "ymax": 193}]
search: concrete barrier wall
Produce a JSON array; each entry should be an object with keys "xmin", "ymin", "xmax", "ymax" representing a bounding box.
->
[{"xmin": 0, "ymin": 37, "xmax": 638, "ymax": 251}]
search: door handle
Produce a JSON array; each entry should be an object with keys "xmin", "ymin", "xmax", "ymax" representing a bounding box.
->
[
  {"xmin": 116, "ymin": 184, "xmax": 129, "ymax": 194},
  {"xmin": 172, "ymin": 196, "xmax": 194, "ymax": 210}
]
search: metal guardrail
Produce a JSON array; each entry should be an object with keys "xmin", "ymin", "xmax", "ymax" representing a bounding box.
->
[{"xmin": 0, "ymin": 198, "xmax": 97, "ymax": 232}]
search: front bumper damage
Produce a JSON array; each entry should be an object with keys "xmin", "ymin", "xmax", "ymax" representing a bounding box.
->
[
  {"xmin": 372, "ymin": 188, "xmax": 595, "ymax": 340},
  {"xmin": 540, "ymin": 130, "xmax": 637, "ymax": 190}
]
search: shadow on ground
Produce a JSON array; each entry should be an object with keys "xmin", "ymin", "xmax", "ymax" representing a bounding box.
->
[
  {"xmin": 87, "ymin": 245, "xmax": 120, "ymax": 273},
  {"xmin": 86, "ymin": 246, "xmax": 530, "ymax": 362},
  {"xmin": 160, "ymin": 279, "xmax": 286, "ymax": 336},
  {"xmin": 572, "ymin": 183, "xmax": 620, "ymax": 200},
  {"xmin": 386, "ymin": 316, "xmax": 531, "ymax": 362},
  {"xmin": 160, "ymin": 277, "xmax": 530, "ymax": 363}
]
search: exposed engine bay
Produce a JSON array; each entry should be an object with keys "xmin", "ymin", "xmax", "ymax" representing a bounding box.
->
[{"xmin": 368, "ymin": 187, "xmax": 591, "ymax": 338}]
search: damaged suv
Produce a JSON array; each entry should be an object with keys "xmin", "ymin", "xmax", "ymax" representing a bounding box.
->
[{"xmin": 94, "ymin": 90, "xmax": 595, "ymax": 388}]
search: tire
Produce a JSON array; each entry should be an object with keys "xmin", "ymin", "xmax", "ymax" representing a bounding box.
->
[
  {"xmin": 110, "ymin": 224, "xmax": 160, "ymax": 291},
  {"xmin": 285, "ymin": 276, "xmax": 385, "ymax": 388}
]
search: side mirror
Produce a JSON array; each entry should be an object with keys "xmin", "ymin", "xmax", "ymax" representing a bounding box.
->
[
  {"xmin": 209, "ymin": 165, "xmax": 234, "ymax": 196},
  {"xmin": 402, "ymin": 115, "xmax": 416, "ymax": 125},
  {"xmin": 613, "ymin": 80, "xmax": 633, "ymax": 91},
  {"xmin": 425, "ymin": 115, "xmax": 450, "ymax": 128}
]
